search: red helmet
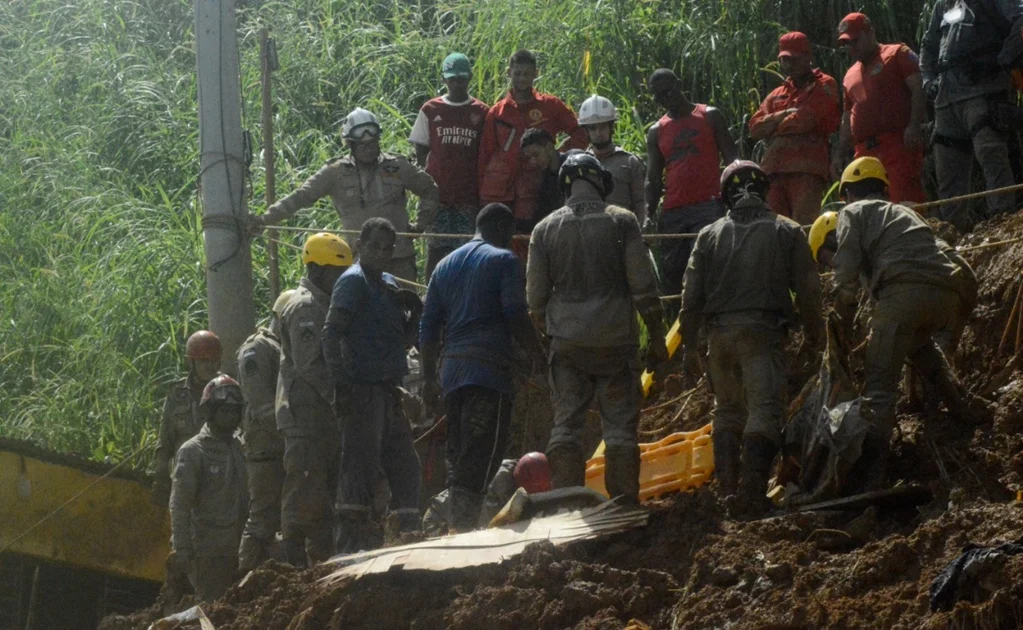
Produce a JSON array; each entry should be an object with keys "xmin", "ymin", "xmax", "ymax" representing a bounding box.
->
[
  {"xmin": 185, "ymin": 330, "xmax": 223, "ymax": 361},
  {"xmin": 514, "ymin": 452, "xmax": 552, "ymax": 494},
  {"xmin": 200, "ymin": 374, "xmax": 243, "ymax": 407}
]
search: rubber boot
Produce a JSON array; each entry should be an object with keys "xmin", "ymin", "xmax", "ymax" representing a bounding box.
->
[
  {"xmin": 604, "ymin": 445, "xmax": 641, "ymax": 506},
  {"xmin": 931, "ymin": 364, "xmax": 992, "ymax": 425},
  {"xmin": 282, "ymin": 537, "xmax": 308, "ymax": 568},
  {"xmin": 731, "ymin": 436, "xmax": 778, "ymax": 520},
  {"xmin": 712, "ymin": 430, "xmax": 741, "ymax": 497},
  {"xmin": 848, "ymin": 432, "xmax": 890, "ymax": 493},
  {"xmin": 547, "ymin": 445, "xmax": 586, "ymax": 489}
]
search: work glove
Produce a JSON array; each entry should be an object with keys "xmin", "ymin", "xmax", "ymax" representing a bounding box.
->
[
  {"xmin": 422, "ymin": 378, "xmax": 443, "ymax": 417},
  {"xmin": 681, "ymin": 346, "xmax": 704, "ymax": 389}
]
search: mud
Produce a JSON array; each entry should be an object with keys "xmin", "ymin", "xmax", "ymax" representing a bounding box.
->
[{"xmin": 102, "ymin": 212, "xmax": 1023, "ymax": 630}]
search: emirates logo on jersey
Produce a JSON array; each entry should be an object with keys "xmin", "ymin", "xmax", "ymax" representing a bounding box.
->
[{"xmin": 434, "ymin": 125, "xmax": 479, "ymax": 146}]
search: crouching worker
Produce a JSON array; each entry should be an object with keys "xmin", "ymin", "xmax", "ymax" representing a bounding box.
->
[
  {"xmin": 680, "ymin": 161, "xmax": 824, "ymax": 518},
  {"xmin": 169, "ymin": 375, "xmax": 248, "ymax": 603},
  {"xmin": 808, "ymin": 157, "xmax": 990, "ymax": 490}
]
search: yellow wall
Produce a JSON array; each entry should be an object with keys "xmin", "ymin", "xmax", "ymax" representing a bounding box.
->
[{"xmin": 0, "ymin": 450, "xmax": 168, "ymax": 582}]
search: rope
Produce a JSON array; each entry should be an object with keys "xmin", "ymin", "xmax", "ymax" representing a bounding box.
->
[
  {"xmin": 263, "ymin": 235, "xmax": 303, "ymax": 252},
  {"xmin": 393, "ymin": 276, "xmax": 428, "ymax": 290},
  {"xmin": 958, "ymin": 235, "xmax": 1023, "ymax": 254},
  {"xmin": 909, "ymin": 183, "xmax": 1023, "ymax": 213},
  {"xmin": 0, "ymin": 443, "xmax": 150, "ymax": 556}
]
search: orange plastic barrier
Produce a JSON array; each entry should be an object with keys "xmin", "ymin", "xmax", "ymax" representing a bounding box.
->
[{"xmin": 585, "ymin": 423, "xmax": 715, "ymax": 503}]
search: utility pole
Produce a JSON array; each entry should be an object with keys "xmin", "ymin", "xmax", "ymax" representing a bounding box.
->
[{"xmin": 195, "ymin": 0, "xmax": 254, "ymax": 374}]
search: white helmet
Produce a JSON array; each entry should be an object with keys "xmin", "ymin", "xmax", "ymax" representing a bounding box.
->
[
  {"xmin": 578, "ymin": 95, "xmax": 617, "ymax": 126},
  {"xmin": 341, "ymin": 107, "xmax": 381, "ymax": 141}
]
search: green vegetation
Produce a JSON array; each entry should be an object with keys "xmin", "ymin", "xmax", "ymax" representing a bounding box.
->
[{"xmin": 0, "ymin": 0, "xmax": 932, "ymax": 465}]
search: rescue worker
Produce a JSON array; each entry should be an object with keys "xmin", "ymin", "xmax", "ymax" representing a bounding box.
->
[
  {"xmin": 679, "ymin": 161, "xmax": 825, "ymax": 518},
  {"xmin": 421, "ymin": 452, "xmax": 552, "ymax": 534},
  {"xmin": 808, "ymin": 157, "xmax": 989, "ymax": 490},
  {"xmin": 477, "ymin": 49, "xmax": 588, "ymax": 252},
  {"xmin": 578, "ymin": 95, "xmax": 647, "ymax": 222},
  {"xmin": 419, "ymin": 203, "xmax": 545, "ymax": 532},
  {"xmin": 831, "ymin": 12, "xmax": 928, "ymax": 204},
  {"xmin": 276, "ymin": 232, "xmax": 352, "ymax": 566},
  {"xmin": 154, "ymin": 330, "xmax": 223, "ymax": 506},
  {"xmin": 169, "ymin": 375, "xmax": 248, "ymax": 603},
  {"xmin": 921, "ymin": 0, "xmax": 1023, "ymax": 231},
  {"xmin": 252, "ymin": 108, "xmax": 439, "ymax": 282},
  {"xmin": 749, "ymin": 32, "xmax": 841, "ymax": 225},
  {"xmin": 323, "ymin": 218, "xmax": 422, "ymax": 552},
  {"xmin": 527, "ymin": 153, "xmax": 669, "ymax": 505},
  {"xmin": 645, "ymin": 68, "xmax": 737, "ymax": 305},
  {"xmin": 235, "ymin": 317, "xmax": 284, "ymax": 572},
  {"xmin": 409, "ymin": 52, "xmax": 490, "ymax": 278}
]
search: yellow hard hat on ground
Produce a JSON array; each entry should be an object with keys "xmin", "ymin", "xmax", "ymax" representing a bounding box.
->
[
  {"xmin": 839, "ymin": 157, "xmax": 889, "ymax": 196},
  {"xmin": 302, "ymin": 232, "xmax": 353, "ymax": 267},
  {"xmin": 808, "ymin": 211, "xmax": 839, "ymax": 262}
]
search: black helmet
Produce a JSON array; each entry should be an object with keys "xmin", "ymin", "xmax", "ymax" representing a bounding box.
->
[
  {"xmin": 720, "ymin": 160, "xmax": 770, "ymax": 208},
  {"xmin": 559, "ymin": 151, "xmax": 614, "ymax": 199}
]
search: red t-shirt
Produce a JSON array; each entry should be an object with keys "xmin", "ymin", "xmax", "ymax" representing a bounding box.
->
[
  {"xmin": 657, "ymin": 104, "xmax": 721, "ymax": 209},
  {"xmin": 477, "ymin": 89, "xmax": 588, "ymax": 205},
  {"xmin": 410, "ymin": 96, "xmax": 489, "ymax": 207},
  {"xmin": 843, "ymin": 43, "xmax": 920, "ymax": 144}
]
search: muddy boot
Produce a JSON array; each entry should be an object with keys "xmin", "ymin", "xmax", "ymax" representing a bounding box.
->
[
  {"xmin": 730, "ymin": 436, "xmax": 778, "ymax": 520},
  {"xmin": 335, "ymin": 512, "xmax": 367, "ymax": 555},
  {"xmin": 931, "ymin": 366, "xmax": 992, "ymax": 425},
  {"xmin": 604, "ymin": 445, "xmax": 641, "ymax": 506},
  {"xmin": 281, "ymin": 537, "xmax": 307, "ymax": 568},
  {"xmin": 547, "ymin": 445, "xmax": 586, "ymax": 489},
  {"xmin": 712, "ymin": 430, "xmax": 741, "ymax": 497},
  {"xmin": 847, "ymin": 432, "xmax": 890, "ymax": 493}
]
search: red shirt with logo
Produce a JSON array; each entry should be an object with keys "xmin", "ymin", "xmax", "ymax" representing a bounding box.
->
[
  {"xmin": 657, "ymin": 104, "xmax": 722, "ymax": 209},
  {"xmin": 477, "ymin": 89, "xmax": 588, "ymax": 206},
  {"xmin": 843, "ymin": 43, "xmax": 920, "ymax": 144},
  {"xmin": 409, "ymin": 96, "xmax": 489, "ymax": 207}
]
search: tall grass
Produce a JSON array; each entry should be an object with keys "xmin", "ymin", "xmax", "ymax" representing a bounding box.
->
[{"xmin": 0, "ymin": 0, "xmax": 935, "ymax": 465}]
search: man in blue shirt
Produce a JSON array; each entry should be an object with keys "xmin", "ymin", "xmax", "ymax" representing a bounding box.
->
[
  {"xmin": 322, "ymin": 217, "xmax": 423, "ymax": 552},
  {"xmin": 419, "ymin": 203, "xmax": 544, "ymax": 531}
]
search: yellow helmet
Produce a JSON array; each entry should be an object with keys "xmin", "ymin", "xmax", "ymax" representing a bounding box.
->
[
  {"xmin": 302, "ymin": 232, "xmax": 353, "ymax": 267},
  {"xmin": 839, "ymin": 157, "xmax": 889, "ymax": 196},
  {"xmin": 808, "ymin": 211, "xmax": 839, "ymax": 262}
]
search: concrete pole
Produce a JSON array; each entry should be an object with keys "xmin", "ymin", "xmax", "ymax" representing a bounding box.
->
[{"xmin": 195, "ymin": 0, "xmax": 254, "ymax": 375}]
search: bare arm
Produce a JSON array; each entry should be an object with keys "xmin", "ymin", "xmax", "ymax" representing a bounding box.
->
[
  {"xmin": 644, "ymin": 123, "xmax": 664, "ymax": 217},
  {"xmin": 707, "ymin": 107, "xmax": 738, "ymax": 164},
  {"xmin": 414, "ymin": 144, "xmax": 430, "ymax": 168},
  {"xmin": 401, "ymin": 158, "xmax": 440, "ymax": 228}
]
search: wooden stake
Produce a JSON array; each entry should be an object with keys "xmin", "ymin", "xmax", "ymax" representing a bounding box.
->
[{"xmin": 997, "ymin": 278, "xmax": 1023, "ymax": 357}]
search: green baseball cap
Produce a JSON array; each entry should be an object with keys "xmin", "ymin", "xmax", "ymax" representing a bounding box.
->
[{"xmin": 442, "ymin": 53, "xmax": 472, "ymax": 79}]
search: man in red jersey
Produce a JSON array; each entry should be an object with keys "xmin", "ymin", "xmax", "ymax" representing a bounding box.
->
[
  {"xmin": 831, "ymin": 12, "xmax": 928, "ymax": 204},
  {"xmin": 750, "ymin": 32, "xmax": 841, "ymax": 225},
  {"xmin": 410, "ymin": 53, "xmax": 490, "ymax": 278},
  {"xmin": 646, "ymin": 68, "xmax": 737, "ymax": 303},
  {"xmin": 477, "ymin": 49, "xmax": 588, "ymax": 239}
]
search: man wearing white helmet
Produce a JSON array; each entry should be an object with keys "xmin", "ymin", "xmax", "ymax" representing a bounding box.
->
[
  {"xmin": 252, "ymin": 108, "xmax": 439, "ymax": 282},
  {"xmin": 578, "ymin": 95, "xmax": 647, "ymax": 222}
]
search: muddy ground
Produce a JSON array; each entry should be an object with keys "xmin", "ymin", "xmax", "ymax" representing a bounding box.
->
[{"xmin": 103, "ymin": 212, "xmax": 1023, "ymax": 630}]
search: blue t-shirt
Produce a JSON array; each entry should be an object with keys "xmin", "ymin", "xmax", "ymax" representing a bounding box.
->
[
  {"xmin": 419, "ymin": 239, "xmax": 527, "ymax": 395},
  {"xmin": 330, "ymin": 263, "xmax": 408, "ymax": 384}
]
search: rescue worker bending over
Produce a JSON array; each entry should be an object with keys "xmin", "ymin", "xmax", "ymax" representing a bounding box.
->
[
  {"xmin": 276, "ymin": 233, "xmax": 352, "ymax": 566},
  {"xmin": 680, "ymin": 161, "xmax": 824, "ymax": 518},
  {"xmin": 235, "ymin": 315, "xmax": 284, "ymax": 572},
  {"xmin": 323, "ymin": 218, "xmax": 422, "ymax": 552},
  {"xmin": 154, "ymin": 330, "xmax": 223, "ymax": 506},
  {"xmin": 169, "ymin": 375, "xmax": 248, "ymax": 603},
  {"xmin": 809, "ymin": 157, "xmax": 990, "ymax": 490},
  {"xmin": 527, "ymin": 153, "xmax": 668, "ymax": 505}
]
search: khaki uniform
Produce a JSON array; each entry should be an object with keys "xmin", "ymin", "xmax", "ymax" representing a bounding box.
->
[
  {"xmin": 155, "ymin": 378, "xmax": 205, "ymax": 495},
  {"xmin": 527, "ymin": 191, "xmax": 660, "ymax": 497},
  {"xmin": 169, "ymin": 425, "xmax": 248, "ymax": 602},
  {"xmin": 590, "ymin": 147, "xmax": 647, "ymax": 222},
  {"xmin": 833, "ymin": 200, "xmax": 961, "ymax": 437},
  {"xmin": 276, "ymin": 277, "xmax": 340, "ymax": 564},
  {"xmin": 236, "ymin": 329, "xmax": 284, "ymax": 570},
  {"xmin": 264, "ymin": 153, "xmax": 439, "ymax": 281},
  {"xmin": 681, "ymin": 201, "xmax": 823, "ymax": 445}
]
